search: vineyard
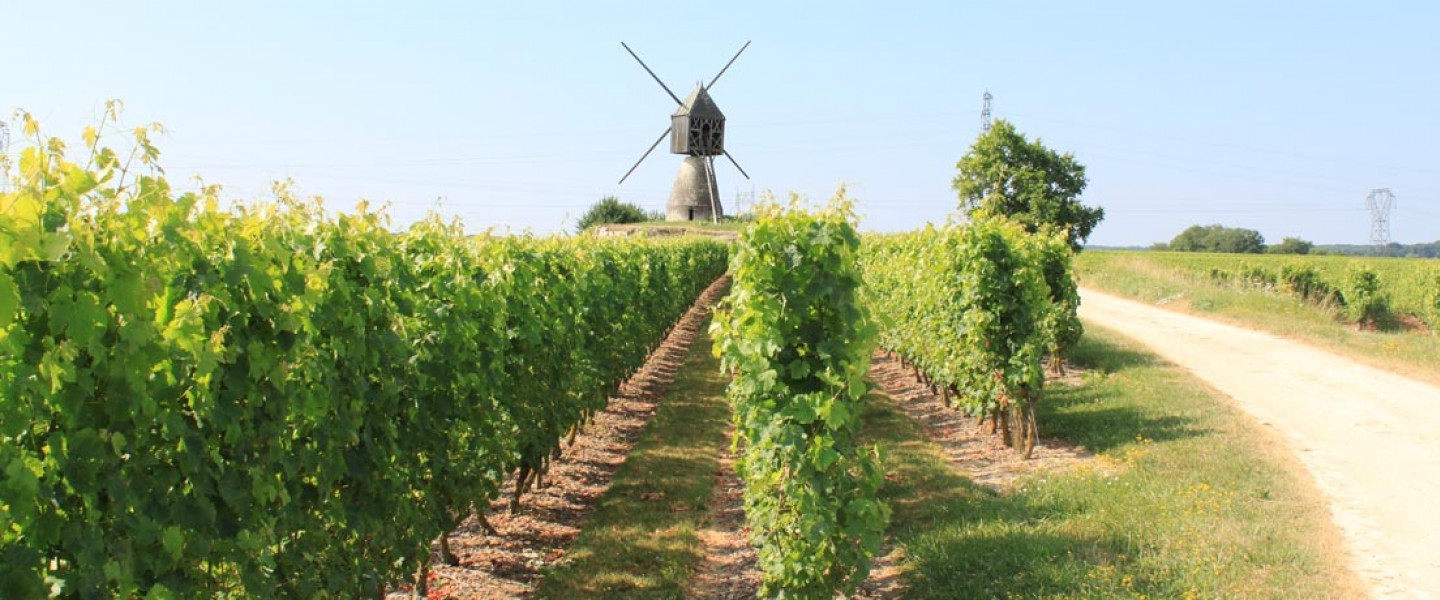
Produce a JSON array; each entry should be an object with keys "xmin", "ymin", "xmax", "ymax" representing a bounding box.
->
[
  {"xmin": 860, "ymin": 222, "xmax": 1079, "ymax": 458},
  {"xmin": 1, "ymin": 121, "xmax": 1362, "ymax": 599},
  {"xmin": 1079, "ymin": 250, "xmax": 1440, "ymax": 330},
  {"xmin": 0, "ymin": 124, "xmax": 727, "ymax": 597}
]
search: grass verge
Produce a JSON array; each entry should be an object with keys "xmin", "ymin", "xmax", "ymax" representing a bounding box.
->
[
  {"xmin": 1076, "ymin": 251, "xmax": 1440, "ymax": 384},
  {"xmin": 533, "ymin": 326, "xmax": 731, "ymax": 599},
  {"xmin": 865, "ymin": 324, "xmax": 1364, "ymax": 599}
]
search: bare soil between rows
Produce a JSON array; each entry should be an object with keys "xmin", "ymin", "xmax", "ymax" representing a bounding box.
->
[
  {"xmin": 684, "ymin": 429, "xmax": 911, "ymax": 600},
  {"xmin": 867, "ymin": 352, "xmax": 1100, "ymax": 491},
  {"xmin": 391, "ymin": 275, "xmax": 731, "ymax": 600},
  {"xmin": 396, "ymin": 280, "xmax": 1098, "ymax": 599},
  {"xmin": 683, "ymin": 352, "xmax": 1097, "ymax": 599}
]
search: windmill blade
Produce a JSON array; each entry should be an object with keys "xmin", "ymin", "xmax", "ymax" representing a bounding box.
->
[
  {"xmin": 707, "ymin": 40, "xmax": 751, "ymax": 90},
  {"xmin": 618, "ymin": 127, "xmax": 671, "ymax": 184},
  {"xmin": 722, "ymin": 150, "xmax": 750, "ymax": 180},
  {"xmin": 621, "ymin": 42, "xmax": 685, "ymax": 106}
]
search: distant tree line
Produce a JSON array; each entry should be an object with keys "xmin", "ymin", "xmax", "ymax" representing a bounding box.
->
[
  {"xmin": 1314, "ymin": 242, "xmax": 1440, "ymax": 259},
  {"xmin": 1154, "ymin": 224, "xmax": 1270, "ymax": 254},
  {"xmin": 1153, "ymin": 224, "xmax": 1439, "ymax": 258}
]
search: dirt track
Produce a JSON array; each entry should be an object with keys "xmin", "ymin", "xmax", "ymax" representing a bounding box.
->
[{"xmin": 1079, "ymin": 288, "xmax": 1440, "ymax": 599}]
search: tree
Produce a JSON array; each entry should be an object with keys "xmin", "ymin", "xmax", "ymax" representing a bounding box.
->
[
  {"xmin": 953, "ymin": 119, "xmax": 1103, "ymax": 252},
  {"xmin": 1166, "ymin": 225, "xmax": 1212, "ymax": 252},
  {"xmin": 576, "ymin": 196, "xmax": 648, "ymax": 232},
  {"xmin": 1165, "ymin": 224, "xmax": 1265, "ymax": 254},
  {"xmin": 1214, "ymin": 227, "xmax": 1266, "ymax": 253},
  {"xmin": 1268, "ymin": 236, "xmax": 1314, "ymax": 255}
]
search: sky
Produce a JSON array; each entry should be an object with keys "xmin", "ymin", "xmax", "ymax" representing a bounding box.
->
[{"xmin": 3, "ymin": 1, "xmax": 1438, "ymax": 246}]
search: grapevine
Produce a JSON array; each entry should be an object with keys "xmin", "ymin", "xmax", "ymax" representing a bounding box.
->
[
  {"xmin": 860, "ymin": 218, "xmax": 1052, "ymax": 457},
  {"xmin": 710, "ymin": 193, "xmax": 888, "ymax": 599},
  {"xmin": 0, "ymin": 117, "xmax": 728, "ymax": 597}
]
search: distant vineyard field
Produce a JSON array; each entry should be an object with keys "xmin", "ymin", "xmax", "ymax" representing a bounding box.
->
[{"xmin": 1077, "ymin": 251, "xmax": 1440, "ymax": 327}]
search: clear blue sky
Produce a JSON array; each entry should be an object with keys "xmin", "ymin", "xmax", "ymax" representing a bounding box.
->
[{"xmin": 5, "ymin": 1, "xmax": 1437, "ymax": 245}]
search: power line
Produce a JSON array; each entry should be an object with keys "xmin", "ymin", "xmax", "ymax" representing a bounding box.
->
[
  {"xmin": 1397, "ymin": 205, "xmax": 1440, "ymax": 219},
  {"xmin": 1106, "ymin": 207, "xmax": 1363, "ymax": 215},
  {"xmin": 1007, "ymin": 110, "xmax": 1440, "ymax": 178},
  {"xmin": 48, "ymin": 105, "xmax": 1434, "ymax": 181}
]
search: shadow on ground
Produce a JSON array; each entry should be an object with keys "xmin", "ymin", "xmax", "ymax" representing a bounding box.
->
[
  {"xmin": 865, "ymin": 392, "xmax": 1161, "ymax": 599},
  {"xmin": 862, "ymin": 330, "xmax": 1219, "ymax": 599}
]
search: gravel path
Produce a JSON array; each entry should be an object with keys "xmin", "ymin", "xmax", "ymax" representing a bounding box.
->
[{"xmin": 1079, "ymin": 287, "xmax": 1440, "ymax": 599}]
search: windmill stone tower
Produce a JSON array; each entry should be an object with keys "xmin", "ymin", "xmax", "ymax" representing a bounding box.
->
[
  {"xmin": 618, "ymin": 42, "xmax": 751, "ymax": 223},
  {"xmin": 667, "ymin": 86, "xmax": 725, "ymax": 221}
]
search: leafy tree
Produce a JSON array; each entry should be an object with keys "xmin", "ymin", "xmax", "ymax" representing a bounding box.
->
[
  {"xmin": 1166, "ymin": 225, "xmax": 1210, "ymax": 252},
  {"xmin": 576, "ymin": 196, "xmax": 649, "ymax": 232},
  {"xmin": 1214, "ymin": 227, "xmax": 1265, "ymax": 253},
  {"xmin": 1167, "ymin": 224, "xmax": 1266, "ymax": 254},
  {"xmin": 1268, "ymin": 236, "xmax": 1314, "ymax": 255},
  {"xmin": 953, "ymin": 119, "xmax": 1104, "ymax": 252}
]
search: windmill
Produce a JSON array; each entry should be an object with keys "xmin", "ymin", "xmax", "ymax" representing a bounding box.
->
[{"xmin": 617, "ymin": 41, "xmax": 751, "ymax": 223}]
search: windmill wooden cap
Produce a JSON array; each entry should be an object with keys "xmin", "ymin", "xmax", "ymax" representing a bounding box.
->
[{"xmin": 673, "ymin": 85, "xmax": 725, "ymax": 121}]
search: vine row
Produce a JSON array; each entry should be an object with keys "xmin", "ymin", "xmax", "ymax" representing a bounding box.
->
[
  {"xmin": 0, "ymin": 121, "xmax": 728, "ymax": 598},
  {"xmin": 710, "ymin": 198, "xmax": 888, "ymax": 598},
  {"xmin": 860, "ymin": 218, "xmax": 1078, "ymax": 457}
]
